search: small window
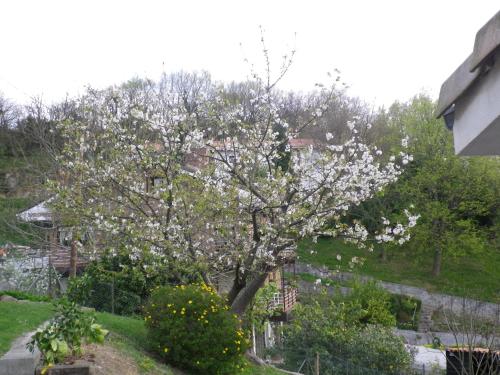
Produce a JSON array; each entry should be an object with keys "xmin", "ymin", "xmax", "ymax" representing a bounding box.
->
[
  {"xmin": 228, "ymin": 154, "xmax": 236, "ymax": 164},
  {"xmin": 152, "ymin": 177, "xmax": 166, "ymax": 187},
  {"xmin": 58, "ymin": 228, "xmax": 72, "ymax": 246}
]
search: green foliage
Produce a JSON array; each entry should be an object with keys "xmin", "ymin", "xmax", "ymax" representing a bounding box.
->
[
  {"xmin": 0, "ymin": 290, "xmax": 52, "ymax": 302},
  {"xmin": 401, "ymin": 156, "xmax": 496, "ymax": 264},
  {"xmin": 29, "ymin": 323, "xmax": 69, "ymax": 366},
  {"xmin": 298, "ymin": 237, "xmax": 500, "ymax": 303},
  {"xmin": 66, "ymin": 274, "xmax": 92, "ymax": 305},
  {"xmin": 336, "ymin": 280, "xmax": 396, "ymax": 327},
  {"xmin": 27, "ymin": 299, "xmax": 108, "ymax": 367},
  {"xmin": 67, "ymin": 248, "xmax": 175, "ymax": 315},
  {"xmin": 340, "ymin": 95, "xmax": 500, "ymax": 278},
  {"xmin": 245, "ymin": 283, "xmax": 281, "ymax": 331},
  {"xmin": 294, "ymin": 271, "xmax": 421, "ymax": 329},
  {"xmin": 298, "ymin": 281, "xmax": 396, "ymax": 328},
  {"xmin": 0, "ymin": 197, "xmax": 37, "ymax": 245},
  {"xmin": 281, "ymin": 291, "xmax": 412, "ymax": 375},
  {"xmin": 381, "ymin": 96, "xmax": 499, "ymax": 275},
  {"xmin": 389, "ymin": 294, "xmax": 421, "ymax": 330},
  {"xmin": 144, "ymin": 284, "xmax": 249, "ymax": 374}
]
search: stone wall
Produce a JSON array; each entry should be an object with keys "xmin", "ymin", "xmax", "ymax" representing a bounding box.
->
[{"xmin": 295, "ymin": 262, "xmax": 500, "ymax": 321}]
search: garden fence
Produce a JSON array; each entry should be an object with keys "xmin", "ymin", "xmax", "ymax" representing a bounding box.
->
[
  {"xmin": 272, "ymin": 347, "xmax": 445, "ymax": 375},
  {"xmin": 76, "ymin": 279, "xmax": 143, "ymax": 315}
]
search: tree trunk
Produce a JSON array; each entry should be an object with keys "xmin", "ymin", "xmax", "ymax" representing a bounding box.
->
[
  {"xmin": 230, "ymin": 272, "xmax": 269, "ymax": 315},
  {"xmin": 69, "ymin": 240, "xmax": 78, "ymax": 278},
  {"xmin": 227, "ymin": 264, "xmax": 245, "ymax": 305},
  {"xmin": 380, "ymin": 247, "xmax": 387, "ymax": 262},
  {"xmin": 432, "ymin": 247, "xmax": 442, "ymax": 277}
]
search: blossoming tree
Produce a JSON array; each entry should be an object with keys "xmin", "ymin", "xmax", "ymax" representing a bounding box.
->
[{"xmin": 51, "ymin": 66, "xmax": 418, "ymax": 314}]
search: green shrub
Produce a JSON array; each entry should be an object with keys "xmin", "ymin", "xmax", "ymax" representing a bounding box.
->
[
  {"xmin": 281, "ymin": 290, "xmax": 413, "ymax": 375},
  {"xmin": 27, "ymin": 299, "xmax": 108, "ymax": 368},
  {"xmin": 389, "ymin": 294, "xmax": 421, "ymax": 330},
  {"xmin": 144, "ymin": 284, "xmax": 249, "ymax": 374},
  {"xmin": 0, "ymin": 290, "xmax": 51, "ymax": 302},
  {"xmin": 67, "ymin": 249, "xmax": 173, "ymax": 315},
  {"xmin": 339, "ymin": 280, "xmax": 397, "ymax": 327}
]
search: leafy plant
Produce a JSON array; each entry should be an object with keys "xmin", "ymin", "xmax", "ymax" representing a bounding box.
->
[
  {"xmin": 281, "ymin": 289, "xmax": 413, "ymax": 374},
  {"xmin": 27, "ymin": 299, "xmax": 108, "ymax": 369},
  {"xmin": 334, "ymin": 280, "xmax": 397, "ymax": 327},
  {"xmin": 389, "ymin": 293, "xmax": 421, "ymax": 330},
  {"xmin": 144, "ymin": 284, "xmax": 249, "ymax": 374},
  {"xmin": 245, "ymin": 283, "xmax": 281, "ymax": 332},
  {"xmin": 28, "ymin": 324, "xmax": 69, "ymax": 366}
]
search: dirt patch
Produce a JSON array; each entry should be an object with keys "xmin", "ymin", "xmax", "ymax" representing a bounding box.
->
[{"xmin": 84, "ymin": 343, "xmax": 142, "ymax": 375}]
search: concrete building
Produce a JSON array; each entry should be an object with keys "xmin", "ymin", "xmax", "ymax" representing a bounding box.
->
[{"xmin": 437, "ymin": 10, "xmax": 500, "ymax": 156}]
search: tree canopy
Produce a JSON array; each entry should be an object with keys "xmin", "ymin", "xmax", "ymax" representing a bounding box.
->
[{"xmin": 49, "ymin": 67, "xmax": 416, "ymax": 314}]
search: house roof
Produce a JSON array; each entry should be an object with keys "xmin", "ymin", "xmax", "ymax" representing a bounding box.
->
[
  {"xmin": 435, "ymin": 54, "xmax": 480, "ymax": 118},
  {"xmin": 288, "ymin": 138, "xmax": 317, "ymax": 149},
  {"xmin": 436, "ymin": 10, "xmax": 500, "ymax": 118},
  {"xmin": 470, "ymin": 10, "xmax": 500, "ymax": 72},
  {"xmin": 208, "ymin": 137, "xmax": 318, "ymax": 150},
  {"xmin": 17, "ymin": 199, "xmax": 53, "ymax": 223}
]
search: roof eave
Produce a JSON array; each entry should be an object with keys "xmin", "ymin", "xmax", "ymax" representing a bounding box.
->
[
  {"xmin": 469, "ymin": 10, "xmax": 500, "ymax": 72},
  {"xmin": 436, "ymin": 53, "xmax": 480, "ymax": 118}
]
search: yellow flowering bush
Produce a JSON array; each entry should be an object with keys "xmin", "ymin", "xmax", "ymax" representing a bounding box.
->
[{"xmin": 144, "ymin": 284, "xmax": 249, "ymax": 374}]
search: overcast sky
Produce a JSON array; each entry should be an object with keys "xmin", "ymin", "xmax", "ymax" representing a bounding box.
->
[{"xmin": 1, "ymin": 1, "xmax": 499, "ymax": 108}]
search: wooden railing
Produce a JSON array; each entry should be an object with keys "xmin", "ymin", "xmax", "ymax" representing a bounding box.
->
[
  {"xmin": 269, "ymin": 286, "xmax": 297, "ymax": 313},
  {"xmin": 49, "ymin": 244, "xmax": 89, "ymax": 273},
  {"xmin": 283, "ymin": 286, "xmax": 297, "ymax": 312}
]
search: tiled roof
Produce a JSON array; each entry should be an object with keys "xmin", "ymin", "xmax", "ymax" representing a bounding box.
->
[{"xmin": 288, "ymin": 138, "xmax": 317, "ymax": 149}]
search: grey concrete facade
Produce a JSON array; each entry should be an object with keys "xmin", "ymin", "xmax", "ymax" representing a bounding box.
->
[
  {"xmin": 437, "ymin": 10, "xmax": 500, "ymax": 156},
  {"xmin": 453, "ymin": 48, "xmax": 500, "ymax": 155},
  {"xmin": 0, "ymin": 329, "xmax": 41, "ymax": 375}
]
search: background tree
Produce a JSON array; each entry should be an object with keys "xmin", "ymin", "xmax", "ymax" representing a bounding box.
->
[{"xmin": 350, "ymin": 96, "xmax": 500, "ymax": 277}]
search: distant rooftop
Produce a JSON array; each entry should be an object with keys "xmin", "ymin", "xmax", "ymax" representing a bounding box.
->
[{"xmin": 17, "ymin": 199, "xmax": 53, "ymax": 223}]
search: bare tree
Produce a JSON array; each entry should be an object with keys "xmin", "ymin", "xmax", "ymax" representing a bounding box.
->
[{"xmin": 439, "ymin": 298, "xmax": 499, "ymax": 375}]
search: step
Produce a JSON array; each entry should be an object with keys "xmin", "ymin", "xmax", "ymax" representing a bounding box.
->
[{"xmin": 0, "ymin": 329, "xmax": 41, "ymax": 375}]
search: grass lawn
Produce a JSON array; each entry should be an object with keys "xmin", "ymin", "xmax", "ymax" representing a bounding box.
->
[
  {"xmin": 297, "ymin": 237, "xmax": 500, "ymax": 303},
  {"xmin": 95, "ymin": 312, "xmax": 151, "ymax": 350},
  {"xmin": 0, "ymin": 303, "xmax": 285, "ymax": 374},
  {"xmin": 242, "ymin": 364, "xmax": 287, "ymax": 375},
  {"xmin": 94, "ymin": 312, "xmax": 172, "ymax": 374},
  {"xmin": 0, "ymin": 301, "xmax": 53, "ymax": 356}
]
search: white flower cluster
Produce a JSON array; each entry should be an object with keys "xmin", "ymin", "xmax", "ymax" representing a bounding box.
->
[{"xmin": 375, "ymin": 209, "xmax": 420, "ymax": 245}]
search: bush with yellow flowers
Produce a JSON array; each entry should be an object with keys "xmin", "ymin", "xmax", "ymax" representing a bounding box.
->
[{"xmin": 144, "ymin": 284, "xmax": 249, "ymax": 374}]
